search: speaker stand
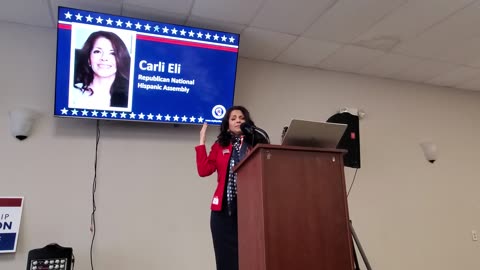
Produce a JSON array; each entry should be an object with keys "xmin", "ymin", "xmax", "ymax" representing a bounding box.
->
[{"xmin": 350, "ymin": 220, "xmax": 372, "ymax": 270}]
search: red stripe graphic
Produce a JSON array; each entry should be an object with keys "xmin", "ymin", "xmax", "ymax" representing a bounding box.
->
[
  {"xmin": 137, "ymin": 34, "xmax": 238, "ymax": 53},
  {"xmin": 0, "ymin": 198, "xmax": 22, "ymax": 207},
  {"xmin": 58, "ymin": 23, "xmax": 72, "ymax": 30}
]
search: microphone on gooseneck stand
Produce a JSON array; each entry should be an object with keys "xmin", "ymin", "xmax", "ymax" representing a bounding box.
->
[
  {"xmin": 281, "ymin": 126, "xmax": 288, "ymax": 143},
  {"xmin": 240, "ymin": 122, "xmax": 270, "ymax": 144},
  {"xmin": 240, "ymin": 122, "xmax": 254, "ymax": 135}
]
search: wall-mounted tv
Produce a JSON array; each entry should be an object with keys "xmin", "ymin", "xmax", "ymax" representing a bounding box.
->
[{"xmin": 54, "ymin": 7, "xmax": 239, "ymax": 125}]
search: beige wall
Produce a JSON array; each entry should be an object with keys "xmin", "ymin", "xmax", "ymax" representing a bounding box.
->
[{"xmin": 1, "ymin": 21, "xmax": 479, "ymax": 270}]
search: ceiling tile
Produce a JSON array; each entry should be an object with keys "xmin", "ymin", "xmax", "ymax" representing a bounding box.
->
[
  {"xmin": 396, "ymin": 36, "xmax": 480, "ymax": 66},
  {"xmin": 121, "ymin": 3, "xmax": 187, "ymax": 25},
  {"xmin": 394, "ymin": 1, "xmax": 480, "ymax": 63},
  {"xmin": 456, "ymin": 77, "xmax": 480, "ymax": 91},
  {"xmin": 52, "ymin": 0, "xmax": 122, "ymax": 23},
  {"xmin": 358, "ymin": 53, "xmax": 421, "ymax": 78},
  {"xmin": 123, "ymin": 0, "xmax": 194, "ymax": 14},
  {"xmin": 275, "ymin": 37, "xmax": 341, "ymax": 67},
  {"xmin": 239, "ymin": 27, "xmax": 297, "ymax": 61},
  {"xmin": 186, "ymin": 15, "xmax": 246, "ymax": 34},
  {"xmin": 0, "ymin": 0, "xmax": 53, "ymax": 27},
  {"xmin": 463, "ymin": 54, "xmax": 480, "ymax": 69},
  {"xmin": 316, "ymin": 45, "xmax": 385, "ymax": 73},
  {"xmin": 191, "ymin": 0, "xmax": 263, "ymax": 25},
  {"xmin": 354, "ymin": 0, "xmax": 475, "ymax": 49},
  {"xmin": 250, "ymin": 0, "xmax": 336, "ymax": 35},
  {"xmin": 427, "ymin": 66, "xmax": 480, "ymax": 87},
  {"xmin": 304, "ymin": 0, "xmax": 406, "ymax": 43},
  {"xmin": 391, "ymin": 59, "xmax": 458, "ymax": 83}
]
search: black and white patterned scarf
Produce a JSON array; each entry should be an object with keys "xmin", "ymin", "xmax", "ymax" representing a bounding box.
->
[{"xmin": 226, "ymin": 135, "xmax": 243, "ymax": 215}]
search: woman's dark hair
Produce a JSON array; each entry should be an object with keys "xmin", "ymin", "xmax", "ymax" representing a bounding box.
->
[
  {"xmin": 217, "ymin": 106, "xmax": 255, "ymax": 147},
  {"xmin": 74, "ymin": 31, "xmax": 131, "ymax": 107}
]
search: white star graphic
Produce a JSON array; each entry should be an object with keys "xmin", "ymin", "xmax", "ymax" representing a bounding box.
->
[
  {"xmin": 173, "ymin": 115, "xmax": 179, "ymax": 121},
  {"xmin": 180, "ymin": 29, "xmax": 186, "ymax": 36},
  {"xmin": 96, "ymin": 16, "xmax": 103, "ymax": 24},
  {"xmin": 198, "ymin": 116, "xmax": 204, "ymax": 123},
  {"xmin": 205, "ymin": 33, "xmax": 211, "ymax": 40},
  {"xmin": 116, "ymin": 19, "xmax": 123, "ymax": 27},
  {"xmin": 221, "ymin": 35, "xmax": 227, "ymax": 42},
  {"xmin": 156, "ymin": 114, "xmax": 163, "ymax": 120},
  {"xmin": 106, "ymin": 18, "xmax": 113, "ymax": 25},
  {"xmin": 101, "ymin": 111, "xmax": 108, "ymax": 117},
  {"xmin": 154, "ymin": 25, "xmax": 160, "ymax": 32},
  {"xmin": 190, "ymin": 116, "xmax": 196, "ymax": 122},
  {"xmin": 229, "ymin": 36, "xmax": 235, "ymax": 43},
  {"xmin": 144, "ymin": 24, "xmax": 151, "ymax": 31},
  {"xmin": 197, "ymin": 31, "xmax": 203, "ymax": 38},
  {"xmin": 129, "ymin": 112, "xmax": 136, "ymax": 119},
  {"xmin": 138, "ymin": 113, "xmax": 145, "ymax": 119},
  {"xmin": 165, "ymin": 114, "xmax": 171, "ymax": 121},
  {"xmin": 213, "ymin": 34, "xmax": 219, "ymax": 41},
  {"xmin": 71, "ymin": 109, "xmax": 78, "ymax": 115},
  {"xmin": 91, "ymin": 110, "xmax": 99, "ymax": 117},
  {"xmin": 120, "ymin": 112, "xmax": 127, "ymax": 118},
  {"xmin": 162, "ymin": 26, "xmax": 169, "ymax": 33},
  {"xmin": 126, "ymin": 21, "xmax": 132, "ymax": 28},
  {"xmin": 86, "ymin": 15, "xmax": 93, "ymax": 22},
  {"xmin": 75, "ymin": 13, "xmax": 83, "ymax": 21},
  {"xmin": 147, "ymin": 113, "xmax": 154, "ymax": 120},
  {"xmin": 172, "ymin": 28, "xmax": 178, "ymax": 35},
  {"xmin": 65, "ymin": 12, "xmax": 72, "ymax": 19},
  {"xmin": 188, "ymin": 30, "xmax": 195, "ymax": 37},
  {"xmin": 135, "ymin": 22, "xmax": 142, "ymax": 29},
  {"xmin": 181, "ymin": 116, "xmax": 188, "ymax": 122},
  {"xmin": 61, "ymin": 108, "xmax": 68, "ymax": 115},
  {"xmin": 111, "ymin": 112, "xmax": 118, "ymax": 118},
  {"xmin": 81, "ymin": 110, "xmax": 88, "ymax": 116}
]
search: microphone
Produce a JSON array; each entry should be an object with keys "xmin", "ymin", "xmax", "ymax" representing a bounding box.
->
[
  {"xmin": 240, "ymin": 122, "xmax": 270, "ymax": 144},
  {"xmin": 281, "ymin": 126, "xmax": 288, "ymax": 142}
]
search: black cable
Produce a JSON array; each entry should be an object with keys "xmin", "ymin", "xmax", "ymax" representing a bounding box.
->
[
  {"xmin": 347, "ymin": 168, "xmax": 358, "ymax": 197},
  {"xmin": 90, "ymin": 120, "xmax": 100, "ymax": 270}
]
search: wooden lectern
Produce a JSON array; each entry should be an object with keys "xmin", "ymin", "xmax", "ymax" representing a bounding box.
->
[{"xmin": 234, "ymin": 144, "xmax": 354, "ymax": 270}]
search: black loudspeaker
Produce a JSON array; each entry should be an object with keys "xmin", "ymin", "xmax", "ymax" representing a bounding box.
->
[
  {"xmin": 26, "ymin": 243, "xmax": 74, "ymax": 270},
  {"xmin": 327, "ymin": 112, "xmax": 361, "ymax": 168}
]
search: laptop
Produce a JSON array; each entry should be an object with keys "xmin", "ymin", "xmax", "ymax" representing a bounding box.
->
[{"xmin": 281, "ymin": 119, "xmax": 347, "ymax": 148}]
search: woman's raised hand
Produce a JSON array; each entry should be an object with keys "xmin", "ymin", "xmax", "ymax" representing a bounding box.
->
[{"xmin": 199, "ymin": 122, "xmax": 208, "ymax": 145}]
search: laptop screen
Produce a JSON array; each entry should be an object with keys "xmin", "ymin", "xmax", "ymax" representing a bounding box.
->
[{"xmin": 281, "ymin": 119, "xmax": 347, "ymax": 148}]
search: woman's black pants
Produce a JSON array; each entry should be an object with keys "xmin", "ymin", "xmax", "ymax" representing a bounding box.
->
[{"xmin": 210, "ymin": 210, "xmax": 239, "ymax": 270}]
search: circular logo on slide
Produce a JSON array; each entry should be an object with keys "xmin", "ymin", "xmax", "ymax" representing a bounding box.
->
[{"xmin": 212, "ymin": 105, "xmax": 226, "ymax": 119}]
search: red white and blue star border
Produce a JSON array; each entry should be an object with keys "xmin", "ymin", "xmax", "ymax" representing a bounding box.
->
[
  {"xmin": 58, "ymin": 107, "xmax": 208, "ymax": 124},
  {"xmin": 59, "ymin": 7, "xmax": 239, "ymax": 48}
]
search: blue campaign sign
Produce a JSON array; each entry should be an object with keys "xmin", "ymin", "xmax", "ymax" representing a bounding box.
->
[
  {"xmin": 54, "ymin": 7, "xmax": 239, "ymax": 125},
  {"xmin": 0, "ymin": 197, "xmax": 24, "ymax": 253},
  {"xmin": 0, "ymin": 233, "xmax": 16, "ymax": 251}
]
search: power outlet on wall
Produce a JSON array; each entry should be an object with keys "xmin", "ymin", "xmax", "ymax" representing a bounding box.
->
[{"xmin": 472, "ymin": 230, "xmax": 478, "ymax": 241}]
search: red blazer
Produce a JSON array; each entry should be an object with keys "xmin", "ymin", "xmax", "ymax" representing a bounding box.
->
[{"xmin": 195, "ymin": 142, "xmax": 233, "ymax": 211}]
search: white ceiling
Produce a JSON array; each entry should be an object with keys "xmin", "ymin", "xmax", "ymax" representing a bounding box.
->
[{"xmin": 3, "ymin": 0, "xmax": 480, "ymax": 91}]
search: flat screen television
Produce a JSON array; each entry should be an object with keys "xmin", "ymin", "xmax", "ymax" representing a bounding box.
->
[{"xmin": 54, "ymin": 6, "xmax": 240, "ymax": 125}]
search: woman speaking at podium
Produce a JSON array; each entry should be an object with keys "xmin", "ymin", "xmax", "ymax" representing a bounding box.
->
[{"xmin": 195, "ymin": 106, "xmax": 267, "ymax": 270}]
